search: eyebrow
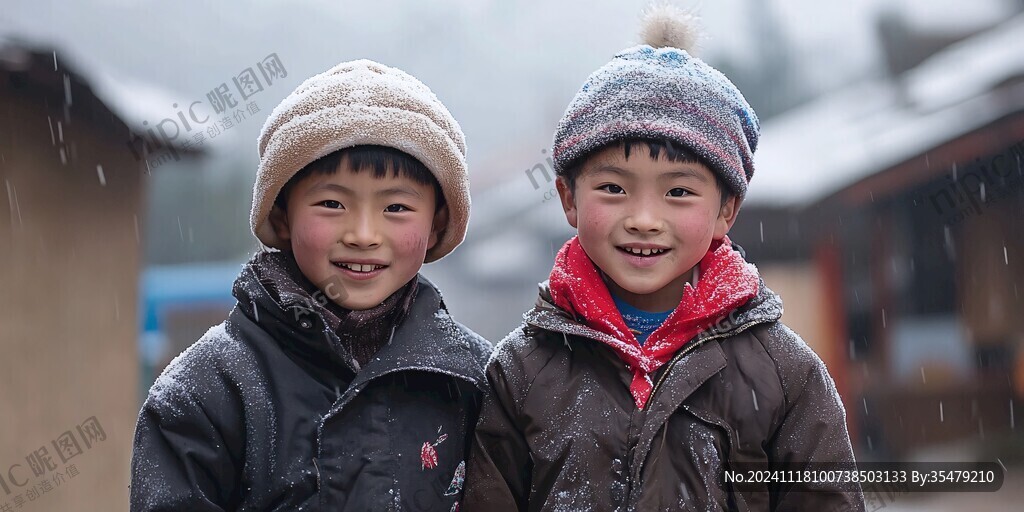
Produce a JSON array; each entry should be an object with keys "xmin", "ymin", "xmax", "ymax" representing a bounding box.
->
[
  {"xmin": 378, "ymin": 186, "xmax": 422, "ymax": 199},
  {"xmin": 588, "ymin": 165, "xmax": 630, "ymax": 178},
  {"xmin": 305, "ymin": 182, "xmax": 423, "ymax": 199},
  {"xmin": 306, "ymin": 183, "xmax": 351, "ymax": 197},
  {"xmin": 661, "ymin": 168, "xmax": 710, "ymax": 184},
  {"xmin": 589, "ymin": 165, "xmax": 710, "ymax": 184}
]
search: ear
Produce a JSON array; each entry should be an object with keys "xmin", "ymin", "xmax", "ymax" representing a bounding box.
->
[
  {"xmin": 713, "ymin": 195, "xmax": 740, "ymax": 240},
  {"xmin": 555, "ymin": 177, "xmax": 579, "ymax": 229},
  {"xmin": 427, "ymin": 204, "xmax": 450, "ymax": 251},
  {"xmin": 268, "ymin": 205, "xmax": 292, "ymax": 243}
]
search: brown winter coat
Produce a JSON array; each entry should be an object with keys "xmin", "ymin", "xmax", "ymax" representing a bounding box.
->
[{"xmin": 463, "ymin": 280, "xmax": 864, "ymax": 511}]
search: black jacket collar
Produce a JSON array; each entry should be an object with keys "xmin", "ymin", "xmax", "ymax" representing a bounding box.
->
[{"xmin": 232, "ymin": 251, "xmax": 486, "ymax": 390}]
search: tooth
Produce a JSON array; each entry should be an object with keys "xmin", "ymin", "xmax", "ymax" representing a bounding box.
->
[{"xmin": 641, "ymin": 249, "xmax": 650, "ymax": 256}]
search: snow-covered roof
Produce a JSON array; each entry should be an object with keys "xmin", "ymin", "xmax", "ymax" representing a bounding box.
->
[
  {"xmin": 87, "ymin": 68, "xmax": 190, "ymax": 135},
  {"xmin": 746, "ymin": 12, "xmax": 1024, "ymax": 208},
  {"xmin": 0, "ymin": 38, "xmax": 226, "ymax": 152}
]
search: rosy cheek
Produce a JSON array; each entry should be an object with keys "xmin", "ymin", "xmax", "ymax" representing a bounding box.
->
[
  {"xmin": 292, "ymin": 218, "xmax": 333, "ymax": 249},
  {"xmin": 577, "ymin": 204, "xmax": 610, "ymax": 232},
  {"xmin": 681, "ymin": 212, "xmax": 715, "ymax": 240},
  {"xmin": 396, "ymin": 228, "xmax": 429, "ymax": 256},
  {"xmin": 409, "ymin": 234, "xmax": 428, "ymax": 253}
]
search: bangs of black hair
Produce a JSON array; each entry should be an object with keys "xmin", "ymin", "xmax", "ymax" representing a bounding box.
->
[
  {"xmin": 274, "ymin": 145, "xmax": 445, "ymax": 211},
  {"xmin": 620, "ymin": 138, "xmax": 700, "ymax": 165}
]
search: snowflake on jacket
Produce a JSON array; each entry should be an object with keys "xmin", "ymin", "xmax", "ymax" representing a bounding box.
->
[
  {"xmin": 130, "ymin": 252, "xmax": 491, "ymax": 511},
  {"xmin": 464, "ymin": 239, "xmax": 864, "ymax": 511}
]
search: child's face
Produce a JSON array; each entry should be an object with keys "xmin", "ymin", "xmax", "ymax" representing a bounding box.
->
[
  {"xmin": 556, "ymin": 145, "xmax": 738, "ymax": 312},
  {"xmin": 269, "ymin": 159, "xmax": 447, "ymax": 311}
]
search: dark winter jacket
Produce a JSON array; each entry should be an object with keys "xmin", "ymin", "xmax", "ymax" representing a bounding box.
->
[
  {"xmin": 464, "ymin": 277, "xmax": 864, "ymax": 511},
  {"xmin": 130, "ymin": 252, "xmax": 491, "ymax": 511}
]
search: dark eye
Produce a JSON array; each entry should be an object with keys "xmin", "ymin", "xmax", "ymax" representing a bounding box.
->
[
  {"xmin": 385, "ymin": 204, "xmax": 410, "ymax": 213},
  {"xmin": 667, "ymin": 188, "xmax": 691, "ymax": 197},
  {"xmin": 599, "ymin": 184, "xmax": 625, "ymax": 194},
  {"xmin": 319, "ymin": 200, "xmax": 343, "ymax": 209}
]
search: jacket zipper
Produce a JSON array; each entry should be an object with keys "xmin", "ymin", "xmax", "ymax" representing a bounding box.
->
[
  {"xmin": 313, "ymin": 456, "xmax": 323, "ymax": 511},
  {"xmin": 532, "ymin": 306, "xmax": 768, "ymax": 505},
  {"xmin": 625, "ymin": 320, "xmax": 762, "ymax": 505},
  {"xmin": 648, "ymin": 320, "xmax": 762, "ymax": 399}
]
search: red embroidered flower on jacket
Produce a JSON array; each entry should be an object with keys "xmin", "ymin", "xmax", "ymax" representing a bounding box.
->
[{"xmin": 420, "ymin": 427, "xmax": 448, "ymax": 470}]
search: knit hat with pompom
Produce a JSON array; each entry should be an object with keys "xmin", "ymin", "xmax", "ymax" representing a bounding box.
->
[
  {"xmin": 552, "ymin": 4, "xmax": 760, "ymax": 201},
  {"xmin": 251, "ymin": 59, "xmax": 469, "ymax": 263}
]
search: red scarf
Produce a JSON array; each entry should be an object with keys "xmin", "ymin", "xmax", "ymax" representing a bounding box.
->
[{"xmin": 548, "ymin": 235, "xmax": 760, "ymax": 409}]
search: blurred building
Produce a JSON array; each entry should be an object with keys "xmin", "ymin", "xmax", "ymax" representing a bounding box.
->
[
  {"xmin": 139, "ymin": 261, "xmax": 238, "ymax": 393},
  {"xmin": 0, "ymin": 41, "xmax": 199, "ymax": 510},
  {"xmin": 740, "ymin": 12, "xmax": 1024, "ymax": 460}
]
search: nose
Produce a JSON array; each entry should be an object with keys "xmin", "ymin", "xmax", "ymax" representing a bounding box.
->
[
  {"xmin": 624, "ymin": 202, "xmax": 664, "ymax": 234},
  {"xmin": 341, "ymin": 210, "xmax": 382, "ymax": 249}
]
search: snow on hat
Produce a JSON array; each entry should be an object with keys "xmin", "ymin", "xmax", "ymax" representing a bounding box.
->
[
  {"xmin": 552, "ymin": 5, "xmax": 760, "ymax": 201},
  {"xmin": 251, "ymin": 59, "xmax": 469, "ymax": 263}
]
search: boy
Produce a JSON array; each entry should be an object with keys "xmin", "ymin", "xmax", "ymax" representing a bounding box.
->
[
  {"xmin": 464, "ymin": 7, "xmax": 864, "ymax": 511},
  {"xmin": 130, "ymin": 60, "xmax": 490, "ymax": 511}
]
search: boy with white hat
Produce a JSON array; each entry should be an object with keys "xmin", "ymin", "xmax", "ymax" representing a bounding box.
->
[{"xmin": 130, "ymin": 59, "xmax": 488, "ymax": 511}]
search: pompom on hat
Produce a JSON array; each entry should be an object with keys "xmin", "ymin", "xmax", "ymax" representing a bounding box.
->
[
  {"xmin": 552, "ymin": 4, "xmax": 760, "ymax": 201},
  {"xmin": 251, "ymin": 59, "xmax": 469, "ymax": 263}
]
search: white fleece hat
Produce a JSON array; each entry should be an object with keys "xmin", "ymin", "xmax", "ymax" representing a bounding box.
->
[{"xmin": 251, "ymin": 59, "xmax": 469, "ymax": 263}]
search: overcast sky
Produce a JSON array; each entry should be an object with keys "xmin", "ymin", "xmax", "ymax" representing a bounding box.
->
[{"xmin": 1, "ymin": 0, "xmax": 1015, "ymax": 189}]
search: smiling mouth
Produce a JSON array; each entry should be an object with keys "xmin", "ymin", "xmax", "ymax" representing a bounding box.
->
[
  {"xmin": 618, "ymin": 247, "xmax": 670, "ymax": 257},
  {"xmin": 333, "ymin": 262, "xmax": 388, "ymax": 273}
]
